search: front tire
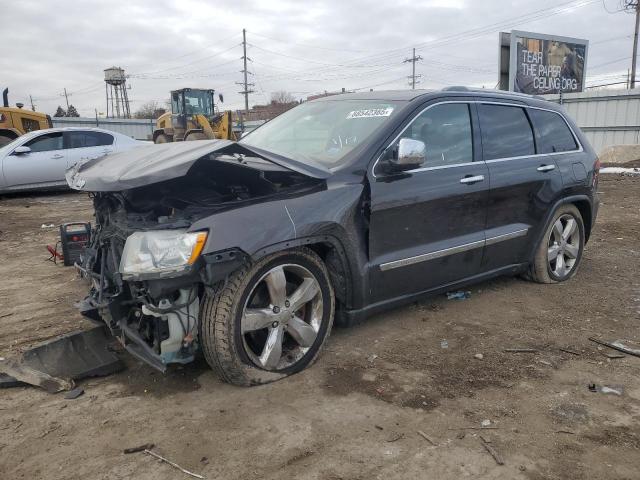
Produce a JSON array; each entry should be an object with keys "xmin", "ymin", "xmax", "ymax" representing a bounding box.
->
[
  {"xmin": 155, "ymin": 133, "xmax": 172, "ymax": 144},
  {"xmin": 527, "ymin": 204, "xmax": 585, "ymax": 284},
  {"xmin": 200, "ymin": 248, "xmax": 335, "ymax": 386}
]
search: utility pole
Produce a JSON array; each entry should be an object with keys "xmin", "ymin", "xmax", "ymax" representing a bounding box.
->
[
  {"xmin": 236, "ymin": 28, "xmax": 254, "ymax": 113},
  {"xmin": 632, "ymin": 1, "xmax": 640, "ymax": 88},
  {"xmin": 625, "ymin": 0, "xmax": 640, "ymax": 88},
  {"xmin": 29, "ymin": 95, "xmax": 35, "ymax": 111},
  {"xmin": 403, "ymin": 48, "xmax": 423, "ymax": 89},
  {"xmin": 62, "ymin": 88, "xmax": 70, "ymax": 109}
]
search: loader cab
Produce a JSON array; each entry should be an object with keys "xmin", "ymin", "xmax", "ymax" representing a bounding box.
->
[{"xmin": 170, "ymin": 88, "xmax": 215, "ymax": 129}]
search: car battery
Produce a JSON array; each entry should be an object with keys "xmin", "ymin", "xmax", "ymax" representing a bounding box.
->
[{"xmin": 60, "ymin": 223, "xmax": 91, "ymax": 267}]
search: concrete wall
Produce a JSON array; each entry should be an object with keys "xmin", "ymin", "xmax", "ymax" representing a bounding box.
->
[
  {"xmin": 51, "ymin": 117, "xmax": 267, "ymax": 140},
  {"xmin": 51, "ymin": 116, "xmax": 155, "ymax": 140},
  {"xmin": 544, "ymin": 89, "xmax": 640, "ymax": 156}
]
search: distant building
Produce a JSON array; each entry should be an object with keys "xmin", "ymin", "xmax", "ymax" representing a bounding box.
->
[{"xmin": 237, "ymin": 100, "xmax": 299, "ymax": 122}]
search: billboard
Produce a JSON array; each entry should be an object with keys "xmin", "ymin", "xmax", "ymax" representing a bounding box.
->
[{"xmin": 499, "ymin": 30, "xmax": 588, "ymax": 95}]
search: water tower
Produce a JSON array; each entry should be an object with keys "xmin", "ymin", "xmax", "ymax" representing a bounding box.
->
[{"xmin": 104, "ymin": 66, "xmax": 131, "ymax": 118}]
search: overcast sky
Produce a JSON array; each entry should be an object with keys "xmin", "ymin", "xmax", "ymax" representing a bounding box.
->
[{"xmin": 1, "ymin": 0, "xmax": 637, "ymax": 116}]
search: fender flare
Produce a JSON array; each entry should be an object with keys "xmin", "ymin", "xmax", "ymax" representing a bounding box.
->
[
  {"xmin": 528, "ymin": 194, "xmax": 594, "ymax": 263},
  {"xmin": 251, "ymin": 234, "xmax": 356, "ymax": 310}
]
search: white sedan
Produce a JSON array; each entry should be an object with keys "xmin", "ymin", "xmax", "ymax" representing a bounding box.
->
[{"xmin": 0, "ymin": 127, "xmax": 142, "ymax": 193}]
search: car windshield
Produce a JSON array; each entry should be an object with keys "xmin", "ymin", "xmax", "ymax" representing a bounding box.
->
[{"xmin": 240, "ymin": 99, "xmax": 404, "ymax": 168}]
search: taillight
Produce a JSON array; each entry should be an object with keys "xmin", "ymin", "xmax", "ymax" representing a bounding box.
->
[{"xmin": 593, "ymin": 158, "xmax": 601, "ymax": 188}]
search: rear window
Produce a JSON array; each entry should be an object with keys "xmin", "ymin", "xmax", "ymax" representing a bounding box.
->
[
  {"xmin": 478, "ymin": 104, "xmax": 535, "ymax": 160},
  {"xmin": 528, "ymin": 109, "xmax": 578, "ymax": 153},
  {"xmin": 66, "ymin": 131, "xmax": 113, "ymax": 149}
]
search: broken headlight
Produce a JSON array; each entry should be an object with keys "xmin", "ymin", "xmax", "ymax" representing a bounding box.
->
[{"xmin": 119, "ymin": 230, "xmax": 207, "ymax": 279}]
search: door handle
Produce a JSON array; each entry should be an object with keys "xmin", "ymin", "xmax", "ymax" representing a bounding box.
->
[
  {"xmin": 537, "ymin": 164, "xmax": 556, "ymax": 172},
  {"xmin": 52, "ymin": 154, "xmax": 63, "ymax": 159},
  {"xmin": 460, "ymin": 175, "xmax": 485, "ymax": 184}
]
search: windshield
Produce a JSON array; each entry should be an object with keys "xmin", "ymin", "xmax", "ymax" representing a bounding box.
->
[
  {"xmin": 174, "ymin": 90, "xmax": 214, "ymax": 116},
  {"xmin": 240, "ymin": 99, "xmax": 404, "ymax": 168}
]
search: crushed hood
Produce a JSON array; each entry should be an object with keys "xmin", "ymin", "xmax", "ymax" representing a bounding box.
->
[{"xmin": 66, "ymin": 140, "xmax": 331, "ymax": 191}]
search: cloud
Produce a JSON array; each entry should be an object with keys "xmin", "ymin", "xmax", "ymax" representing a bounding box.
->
[{"xmin": 1, "ymin": 0, "xmax": 634, "ymax": 116}]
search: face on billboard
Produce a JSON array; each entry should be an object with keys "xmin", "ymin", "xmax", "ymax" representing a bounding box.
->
[{"xmin": 513, "ymin": 36, "xmax": 587, "ymax": 95}]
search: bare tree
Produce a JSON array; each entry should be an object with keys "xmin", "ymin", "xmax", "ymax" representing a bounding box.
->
[
  {"xmin": 270, "ymin": 91, "xmax": 296, "ymax": 105},
  {"xmin": 133, "ymin": 101, "xmax": 166, "ymax": 119}
]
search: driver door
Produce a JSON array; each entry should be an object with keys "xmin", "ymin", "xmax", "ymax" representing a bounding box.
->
[
  {"xmin": 3, "ymin": 132, "xmax": 66, "ymax": 189},
  {"xmin": 368, "ymin": 101, "xmax": 489, "ymax": 303}
]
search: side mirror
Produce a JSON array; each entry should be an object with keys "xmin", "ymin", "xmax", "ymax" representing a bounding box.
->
[
  {"xmin": 389, "ymin": 138, "xmax": 425, "ymax": 170},
  {"xmin": 13, "ymin": 146, "xmax": 31, "ymax": 155}
]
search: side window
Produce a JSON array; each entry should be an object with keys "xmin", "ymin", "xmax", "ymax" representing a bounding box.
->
[
  {"xmin": 405, "ymin": 103, "xmax": 473, "ymax": 167},
  {"xmin": 24, "ymin": 132, "xmax": 63, "ymax": 152},
  {"xmin": 21, "ymin": 117, "xmax": 40, "ymax": 133},
  {"xmin": 478, "ymin": 104, "xmax": 535, "ymax": 160},
  {"xmin": 66, "ymin": 131, "xmax": 114, "ymax": 149},
  {"xmin": 528, "ymin": 109, "xmax": 578, "ymax": 153}
]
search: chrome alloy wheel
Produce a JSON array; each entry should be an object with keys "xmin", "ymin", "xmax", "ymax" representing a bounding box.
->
[
  {"xmin": 547, "ymin": 214, "xmax": 581, "ymax": 278},
  {"xmin": 241, "ymin": 264, "xmax": 323, "ymax": 371}
]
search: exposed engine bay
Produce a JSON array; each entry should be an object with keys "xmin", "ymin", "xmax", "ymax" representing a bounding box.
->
[{"xmin": 76, "ymin": 148, "xmax": 322, "ymax": 371}]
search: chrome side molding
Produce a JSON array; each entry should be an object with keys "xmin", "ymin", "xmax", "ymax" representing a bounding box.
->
[{"xmin": 379, "ymin": 228, "xmax": 529, "ymax": 271}]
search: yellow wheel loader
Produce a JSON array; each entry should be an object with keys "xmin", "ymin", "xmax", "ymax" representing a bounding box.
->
[
  {"xmin": 0, "ymin": 88, "xmax": 52, "ymax": 147},
  {"xmin": 153, "ymin": 88, "xmax": 237, "ymax": 143}
]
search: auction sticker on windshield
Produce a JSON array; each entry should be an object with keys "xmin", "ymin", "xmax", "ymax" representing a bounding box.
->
[{"xmin": 346, "ymin": 107, "xmax": 394, "ymax": 119}]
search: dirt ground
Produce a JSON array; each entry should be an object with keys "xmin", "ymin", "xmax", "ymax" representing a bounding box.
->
[{"xmin": 1, "ymin": 175, "xmax": 639, "ymax": 480}]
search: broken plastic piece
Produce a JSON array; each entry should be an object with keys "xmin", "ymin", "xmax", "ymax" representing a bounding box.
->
[{"xmin": 446, "ymin": 291, "xmax": 471, "ymax": 300}]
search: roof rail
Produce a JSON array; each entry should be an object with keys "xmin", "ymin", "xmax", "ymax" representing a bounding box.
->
[{"xmin": 441, "ymin": 85, "xmax": 546, "ymax": 101}]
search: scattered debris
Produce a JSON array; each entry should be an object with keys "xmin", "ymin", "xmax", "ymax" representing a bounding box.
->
[
  {"xmin": 588, "ymin": 383, "xmax": 624, "ymax": 395},
  {"xmin": 200, "ymin": 457, "xmax": 209, "ymax": 465},
  {"xmin": 504, "ymin": 348, "xmax": 538, "ymax": 353},
  {"xmin": 538, "ymin": 359, "xmax": 553, "ymax": 367},
  {"xmin": 481, "ymin": 419, "xmax": 492, "ymax": 428},
  {"xmin": 456, "ymin": 431, "xmax": 466, "ymax": 439},
  {"xmin": 367, "ymin": 354, "xmax": 378, "ymax": 362},
  {"xmin": 479, "ymin": 436, "xmax": 504, "ymax": 465},
  {"xmin": 474, "ymin": 353, "xmax": 484, "ymax": 360},
  {"xmin": 447, "ymin": 426, "xmax": 500, "ymax": 430},
  {"xmin": 143, "ymin": 449, "xmax": 204, "ymax": 479},
  {"xmin": 555, "ymin": 430, "xmax": 575, "ymax": 435},
  {"xmin": 417, "ymin": 430, "xmax": 437, "ymax": 446},
  {"xmin": 446, "ymin": 291, "xmax": 471, "ymax": 300},
  {"xmin": 40, "ymin": 223, "xmax": 55, "ymax": 229},
  {"xmin": 602, "ymin": 352, "xmax": 626, "ymax": 359},
  {"xmin": 0, "ymin": 358, "xmax": 74, "ymax": 393},
  {"xmin": 124, "ymin": 443, "xmax": 155, "ymax": 454},
  {"xmin": 440, "ymin": 340, "xmax": 449, "ymax": 349},
  {"xmin": 64, "ymin": 387, "xmax": 85, "ymax": 400},
  {"xmin": 589, "ymin": 337, "xmax": 640, "ymax": 358},
  {"xmin": 559, "ymin": 347, "xmax": 581, "ymax": 356},
  {"xmin": 0, "ymin": 373, "xmax": 25, "ymax": 389},
  {"xmin": 38, "ymin": 422, "xmax": 61, "ymax": 438},
  {"xmin": 0, "ymin": 326, "xmax": 124, "ymax": 392},
  {"xmin": 385, "ymin": 431, "xmax": 404, "ymax": 442},
  {"xmin": 374, "ymin": 425, "xmax": 384, "ymax": 431}
]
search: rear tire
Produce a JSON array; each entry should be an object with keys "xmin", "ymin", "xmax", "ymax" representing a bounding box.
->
[
  {"xmin": 200, "ymin": 248, "xmax": 335, "ymax": 386},
  {"xmin": 185, "ymin": 132, "xmax": 207, "ymax": 141},
  {"xmin": 527, "ymin": 204, "xmax": 585, "ymax": 284},
  {"xmin": 155, "ymin": 133, "xmax": 172, "ymax": 144},
  {"xmin": 0, "ymin": 134, "xmax": 15, "ymax": 147}
]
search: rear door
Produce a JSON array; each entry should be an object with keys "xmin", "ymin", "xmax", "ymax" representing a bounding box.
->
[
  {"xmin": 2, "ymin": 132, "xmax": 66, "ymax": 188},
  {"xmin": 64, "ymin": 130, "xmax": 115, "ymax": 168},
  {"xmin": 478, "ymin": 103, "xmax": 563, "ymax": 271},
  {"xmin": 368, "ymin": 100, "xmax": 489, "ymax": 303}
]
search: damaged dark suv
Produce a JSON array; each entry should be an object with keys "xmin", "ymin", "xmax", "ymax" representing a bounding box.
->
[{"xmin": 69, "ymin": 87, "xmax": 599, "ymax": 386}]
